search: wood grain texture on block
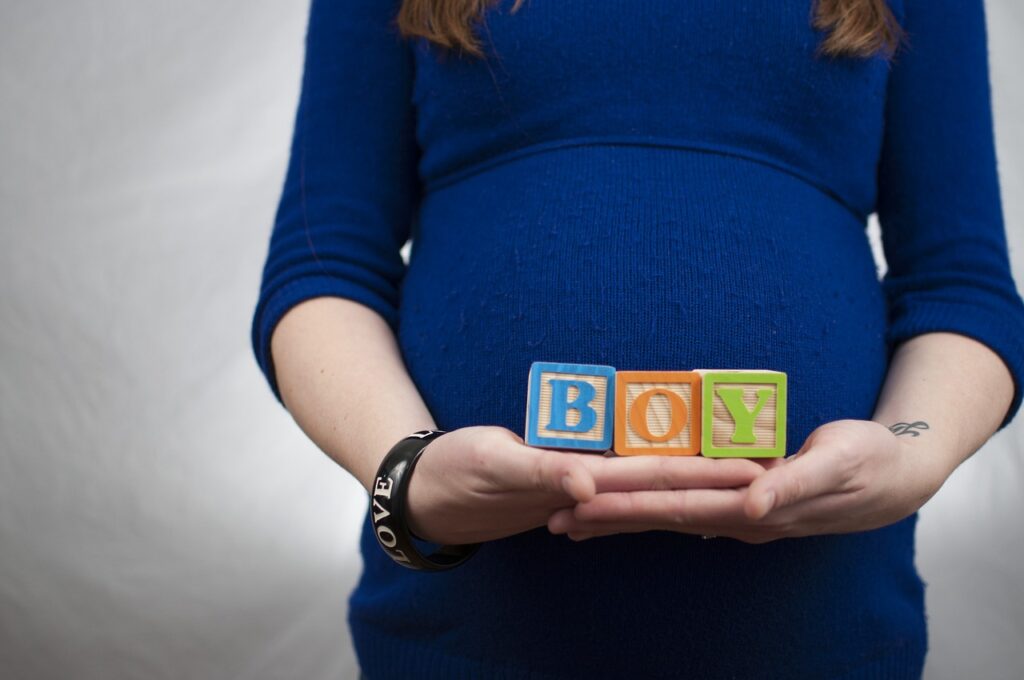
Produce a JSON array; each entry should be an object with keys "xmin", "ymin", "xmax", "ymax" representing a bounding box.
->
[
  {"xmin": 525, "ymin": 361, "xmax": 616, "ymax": 451},
  {"xmin": 698, "ymin": 370, "xmax": 787, "ymax": 458},
  {"xmin": 613, "ymin": 371, "xmax": 701, "ymax": 456}
]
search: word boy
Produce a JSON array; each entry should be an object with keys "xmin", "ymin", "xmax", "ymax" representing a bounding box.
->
[{"xmin": 524, "ymin": 361, "xmax": 787, "ymax": 458}]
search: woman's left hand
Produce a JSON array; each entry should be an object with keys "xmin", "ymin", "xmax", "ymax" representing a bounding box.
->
[{"xmin": 548, "ymin": 419, "xmax": 952, "ymax": 544}]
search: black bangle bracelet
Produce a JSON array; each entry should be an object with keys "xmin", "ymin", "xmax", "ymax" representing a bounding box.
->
[{"xmin": 370, "ymin": 430, "xmax": 480, "ymax": 571}]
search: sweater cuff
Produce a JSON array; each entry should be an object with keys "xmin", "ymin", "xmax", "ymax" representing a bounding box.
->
[
  {"xmin": 250, "ymin": 275, "xmax": 400, "ymax": 406},
  {"xmin": 885, "ymin": 298, "xmax": 1024, "ymax": 432}
]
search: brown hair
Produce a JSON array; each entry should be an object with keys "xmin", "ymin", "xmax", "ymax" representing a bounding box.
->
[{"xmin": 396, "ymin": 0, "xmax": 904, "ymax": 60}]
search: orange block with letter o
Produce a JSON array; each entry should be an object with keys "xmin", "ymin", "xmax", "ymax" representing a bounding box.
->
[{"xmin": 613, "ymin": 371, "xmax": 702, "ymax": 456}]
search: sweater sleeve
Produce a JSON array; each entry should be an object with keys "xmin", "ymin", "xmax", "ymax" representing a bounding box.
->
[
  {"xmin": 876, "ymin": 0, "xmax": 1024, "ymax": 431},
  {"xmin": 250, "ymin": 0, "xmax": 419, "ymax": 405}
]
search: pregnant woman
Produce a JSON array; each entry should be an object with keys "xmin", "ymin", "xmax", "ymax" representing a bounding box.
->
[{"xmin": 251, "ymin": 0, "xmax": 1024, "ymax": 677}]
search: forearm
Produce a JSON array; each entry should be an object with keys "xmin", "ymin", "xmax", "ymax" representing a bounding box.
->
[
  {"xmin": 270, "ymin": 296, "xmax": 437, "ymax": 494},
  {"xmin": 870, "ymin": 331, "xmax": 1015, "ymax": 488}
]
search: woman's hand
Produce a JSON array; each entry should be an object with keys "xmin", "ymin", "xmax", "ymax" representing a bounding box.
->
[
  {"xmin": 404, "ymin": 426, "xmax": 597, "ymax": 545},
  {"xmin": 548, "ymin": 419, "xmax": 952, "ymax": 544},
  {"xmin": 405, "ymin": 426, "xmax": 765, "ymax": 545}
]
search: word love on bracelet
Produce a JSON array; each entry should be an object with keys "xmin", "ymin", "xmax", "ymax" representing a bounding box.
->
[{"xmin": 371, "ymin": 430, "xmax": 480, "ymax": 571}]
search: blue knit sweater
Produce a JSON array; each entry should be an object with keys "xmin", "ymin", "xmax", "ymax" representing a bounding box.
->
[{"xmin": 251, "ymin": 0, "xmax": 1024, "ymax": 677}]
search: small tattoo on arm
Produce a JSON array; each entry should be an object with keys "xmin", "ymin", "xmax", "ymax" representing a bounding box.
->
[{"xmin": 888, "ymin": 421, "xmax": 930, "ymax": 437}]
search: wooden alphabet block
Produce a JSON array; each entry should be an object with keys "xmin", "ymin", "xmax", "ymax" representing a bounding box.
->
[
  {"xmin": 613, "ymin": 371, "xmax": 702, "ymax": 456},
  {"xmin": 699, "ymin": 370, "xmax": 787, "ymax": 458},
  {"xmin": 525, "ymin": 361, "xmax": 616, "ymax": 451}
]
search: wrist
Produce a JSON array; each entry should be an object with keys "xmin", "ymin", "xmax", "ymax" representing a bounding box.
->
[
  {"xmin": 889, "ymin": 428, "xmax": 955, "ymax": 507},
  {"xmin": 404, "ymin": 459, "xmax": 434, "ymax": 542},
  {"xmin": 369, "ymin": 429, "xmax": 479, "ymax": 571},
  {"xmin": 359, "ymin": 423, "xmax": 441, "ymax": 494}
]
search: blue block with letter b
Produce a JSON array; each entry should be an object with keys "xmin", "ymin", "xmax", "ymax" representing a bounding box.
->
[{"xmin": 525, "ymin": 361, "xmax": 616, "ymax": 451}]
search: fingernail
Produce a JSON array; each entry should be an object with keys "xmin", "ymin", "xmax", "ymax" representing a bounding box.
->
[
  {"xmin": 561, "ymin": 474, "xmax": 574, "ymax": 496},
  {"xmin": 762, "ymin": 490, "xmax": 776, "ymax": 515}
]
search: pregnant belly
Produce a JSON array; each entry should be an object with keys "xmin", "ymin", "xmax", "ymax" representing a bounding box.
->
[{"xmin": 398, "ymin": 144, "xmax": 889, "ymax": 452}]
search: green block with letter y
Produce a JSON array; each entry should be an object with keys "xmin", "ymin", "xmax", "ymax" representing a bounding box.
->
[{"xmin": 700, "ymin": 370, "xmax": 787, "ymax": 458}]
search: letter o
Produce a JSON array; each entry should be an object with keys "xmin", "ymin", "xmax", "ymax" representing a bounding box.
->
[{"xmin": 628, "ymin": 388, "xmax": 688, "ymax": 443}]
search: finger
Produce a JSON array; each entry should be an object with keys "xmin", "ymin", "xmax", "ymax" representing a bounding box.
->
[
  {"xmin": 745, "ymin": 439, "xmax": 855, "ymax": 520},
  {"xmin": 548, "ymin": 507, "xmax": 728, "ymax": 540},
  {"xmin": 554, "ymin": 489, "xmax": 865, "ymax": 543},
  {"xmin": 485, "ymin": 434, "xmax": 596, "ymax": 502},
  {"xmin": 549, "ymin": 507, "xmax": 671, "ymax": 537},
  {"xmin": 547, "ymin": 507, "xmax": 576, "ymax": 533},
  {"xmin": 572, "ymin": 487, "xmax": 749, "ymax": 526},
  {"xmin": 572, "ymin": 455, "xmax": 765, "ymax": 493}
]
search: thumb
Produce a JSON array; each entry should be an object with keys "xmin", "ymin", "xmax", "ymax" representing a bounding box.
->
[
  {"xmin": 745, "ymin": 439, "xmax": 843, "ymax": 520},
  {"xmin": 523, "ymin": 448, "xmax": 597, "ymax": 502},
  {"xmin": 744, "ymin": 435, "xmax": 814, "ymax": 519}
]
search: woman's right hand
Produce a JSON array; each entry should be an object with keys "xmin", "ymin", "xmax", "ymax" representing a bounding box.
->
[{"xmin": 404, "ymin": 426, "xmax": 599, "ymax": 545}]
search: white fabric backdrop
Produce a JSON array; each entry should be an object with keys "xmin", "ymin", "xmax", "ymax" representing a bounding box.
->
[{"xmin": 1, "ymin": 2, "xmax": 1021, "ymax": 678}]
